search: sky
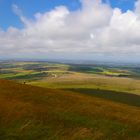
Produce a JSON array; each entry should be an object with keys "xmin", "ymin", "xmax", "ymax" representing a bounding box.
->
[{"xmin": 0, "ymin": 0, "xmax": 140, "ymax": 62}]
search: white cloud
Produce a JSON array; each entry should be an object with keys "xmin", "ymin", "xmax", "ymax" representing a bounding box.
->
[
  {"xmin": 12, "ymin": 4, "xmax": 30, "ymax": 26},
  {"xmin": 0, "ymin": 0, "xmax": 140, "ymax": 61}
]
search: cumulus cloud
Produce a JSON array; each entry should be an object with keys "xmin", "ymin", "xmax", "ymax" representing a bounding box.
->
[{"xmin": 0, "ymin": 0, "xmax": 140, "ymax": 61}]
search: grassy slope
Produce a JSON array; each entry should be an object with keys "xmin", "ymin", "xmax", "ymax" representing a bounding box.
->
[{"xmin": 0, "ymin": 80, "xmax": 140, "ymax": 140}]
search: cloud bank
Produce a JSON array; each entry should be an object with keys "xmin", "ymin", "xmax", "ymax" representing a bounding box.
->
[{"xmin": 0, "ymin": 0, "xmax": 140, "ymax": 61}]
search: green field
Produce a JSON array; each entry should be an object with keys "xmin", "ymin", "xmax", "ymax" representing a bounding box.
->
[{"xmin": 1, "ymin": 61, "xmax": 140, "ymax": 81}]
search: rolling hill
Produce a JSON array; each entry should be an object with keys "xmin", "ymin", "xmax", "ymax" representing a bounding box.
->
[{"xmin": 0, "ymin": 79, "xmax": 140, "ymax": 140}]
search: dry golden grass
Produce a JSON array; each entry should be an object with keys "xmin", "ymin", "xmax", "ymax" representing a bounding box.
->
[{"xmin": 0, "ymin": 79, "xmax": 140, "ymax": 139}]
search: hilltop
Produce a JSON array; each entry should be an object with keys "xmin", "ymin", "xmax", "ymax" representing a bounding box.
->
[{"xmin": 0, "ymin": 79, "xmax": 140, "ymax": 140}]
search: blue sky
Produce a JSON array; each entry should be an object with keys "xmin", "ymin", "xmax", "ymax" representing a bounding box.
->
[
  {"xmin": 0, "ymin": 0, "xmax": 81, "ymax": 30},
  {"xmin": 0, "ymin": 0, "xmax": 136, "ymax": 30}
]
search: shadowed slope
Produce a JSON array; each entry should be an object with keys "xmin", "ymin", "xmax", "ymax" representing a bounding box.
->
[
  {"xmin": 0, "ymin": 80, "xmax": 140, "ymax": 140},
  {"xmin": 67, "ymin": 88, "xmax": 140, "ymax": 107}
]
